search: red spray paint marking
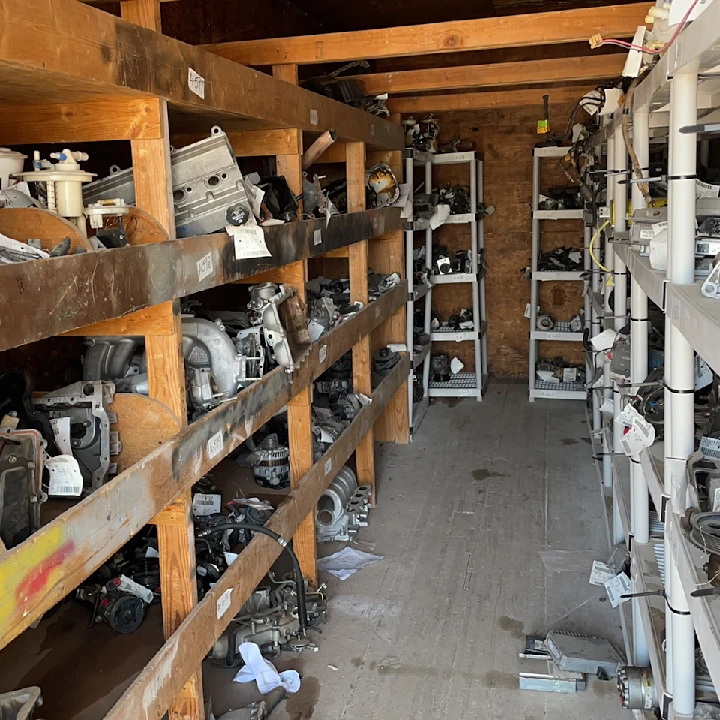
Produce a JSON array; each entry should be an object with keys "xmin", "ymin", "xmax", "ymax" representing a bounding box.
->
[{"xmin": 15, "ymin": 541, "xmax": 75, "ymax": 606}]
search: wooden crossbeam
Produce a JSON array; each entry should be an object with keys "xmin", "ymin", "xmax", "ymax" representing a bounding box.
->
[
  {"xmin": 199, "ymin": 3, "xmax": 649, "ymax": 65},
  {"xmin": 386, "ymin": 84, "xmax": 596, "ymax": 113},
  {"xmin": 348, "ymin": 55, "xmax": 625, "ymax": 96}
]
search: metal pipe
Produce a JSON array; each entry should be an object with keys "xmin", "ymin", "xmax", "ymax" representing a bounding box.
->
[{"xmin": 666, "ymin": 70, "xmax": 698, "ymax": 717}]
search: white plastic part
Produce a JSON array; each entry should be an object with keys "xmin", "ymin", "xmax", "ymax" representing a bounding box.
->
[{"xmin": 0, "ymin": 148, "xmax": 26, "ymax": 190}]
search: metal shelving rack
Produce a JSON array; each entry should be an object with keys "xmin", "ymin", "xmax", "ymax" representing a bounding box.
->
[
  {"xmin": 427, "ymin": 151, "xmax": 487, "ymax": 401},
  {"xmin": 528, "ymin": 145, "xmax": 589, "ymax": 401},
  {"xmin": 404, "ymin": 148, "xmax": 434, "ymax": 436},
  {"xmin": 588, "ymin": 8, "xmax": 720, "ymax": 717}
]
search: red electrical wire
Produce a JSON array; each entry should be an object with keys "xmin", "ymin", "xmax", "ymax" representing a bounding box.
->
[{"xmin": 596, "ymin": 0, "xmax": 703, "ymax": 55}]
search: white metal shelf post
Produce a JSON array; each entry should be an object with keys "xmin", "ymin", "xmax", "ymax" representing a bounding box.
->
[
  {"xmin": 404, "ymin": 149, "xmax": 434, "ymax": 436},
  {"xmin": 529, "ymin": 146, "xmax": 586, "ymax": 401},
  {"xmin": 612, "ymin": 126, "xmax": 628, "ymax": 548},
  {"xmin": 603, "ymin": 133, "xmax": 615, "ymax": 491},
  {"xmin": 428, "ymin": 152, "xmax": 485, "ymax": 401},
  {"xmin": 665, "ymin": 69, "xmax": 699, "ymax": 718},
  {"xmin": 630, "ymin": 101, "xmax": 651, "ymax": 669}
]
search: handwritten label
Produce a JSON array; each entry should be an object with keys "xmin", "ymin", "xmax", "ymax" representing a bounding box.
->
[
  {"xmin": 319, "ymin": 345, "xmax": 327, "ymax": 363},
  {"xmin": 313, "ymin": 229, "xmax": 322, "ymax": 246},
  {"xmin": 375, "ymin": 306, "xmax": 381, "ymax": 318},
  {"xmin": 188, "ymin": 68, "xmax": 206, "ymax": 99},
  {"xmin": 207, "ymin": 431, "xmax": 224, "ymax": 459},
  {"xmin": 324, "ymin": 458, "xmax": 332, "ymax": 476},
  {"xmin": 216, "ymin": 588, "xmax": 233, "ymax": 619},
  {"xmin": 197, "ymin": 252, "xmax": 213, "ymax": 282},
  {"xmin": 310, "ymin": 109, "xmax": 318, "ymax": 126}
]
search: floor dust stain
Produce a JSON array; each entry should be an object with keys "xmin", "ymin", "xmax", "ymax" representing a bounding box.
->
[
  {"xmin": 591, "ymin": 680, "xmax": 616, "ymax": 698},
  {"xmin": 472, "ymin": 468, "xmax": 508, "ymax": 482},
  {"xmin": 581, "ymin": 437, "xmax": 591, "ymax": 444},
  {"xmin": 560, "ymin": 438, "xmax": 578, "ymax": 445},
  {"xmin": 484, "ymin": 670, "xmax": 519, "ymax": 689},
  {"xmin": 350, "ymin": 657, "xmax": 363, "ymax": 667},
  {"xmin": 498, "ymin": 615, "xmax": 524, "ymax": 639},
  {"xmin": 287, "ymin": 676, "xmax": 320, "ymax": 720}
]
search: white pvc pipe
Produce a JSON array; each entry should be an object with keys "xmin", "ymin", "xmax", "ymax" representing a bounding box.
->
[
  {"xmin": 603, "ymin": 135, "xmax": 615, "ymax": 490},
  {"xmin": 666, "ymin": 70, "xmax": 698, "ymax": 717}
]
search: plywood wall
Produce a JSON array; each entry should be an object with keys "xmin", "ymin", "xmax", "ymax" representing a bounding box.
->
[{"xmin": 424, "ymin": 99, "xmax": 587, "ymax": 380}]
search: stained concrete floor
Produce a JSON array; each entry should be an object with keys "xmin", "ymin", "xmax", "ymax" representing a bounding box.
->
[{"xmin": 261, "ymin": 383, "xmax": 631, "ymax": 719}]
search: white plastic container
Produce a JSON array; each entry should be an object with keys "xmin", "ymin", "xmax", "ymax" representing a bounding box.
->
[{"xmin": 0, "ymin": 148, "xmax": 27, "ymax": 189}]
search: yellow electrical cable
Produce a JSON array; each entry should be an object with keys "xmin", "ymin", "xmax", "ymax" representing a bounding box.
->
[{"xmin": 589, "ymin": 219, "xmax": 611, "ymax": 273}]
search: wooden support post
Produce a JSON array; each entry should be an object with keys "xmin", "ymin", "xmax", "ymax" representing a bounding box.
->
[
  {"xmin": 269, "ymin": 64, "xmax": 316, "ymax": 582},
  {"xmin": 371, "ymin": 116, "xmax": 409, "ymax": 444},
  {"xmin": 346, "ymin": 142, "xmax": 376, "ymax": 500},
  {"xmin": 120, "ymin": 2, "xmax": 203, "ymax": 717}
]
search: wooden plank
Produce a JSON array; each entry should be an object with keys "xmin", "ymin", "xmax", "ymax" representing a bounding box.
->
[
  {"xmin": 0, "ymin": 208, "xmax": 92, "ymax": 252},
  {"xmin": 0, "ymin": 282, "xmax": 406, "ymax": 648},
  {"xmin": 199, "ymin": 4, "xmax": 649, "ymax": 65},
  {"xmin": 121, "ymin": 0, "xmax": 161, "ymax": 29},
  {"xmin": 173, "ymin": 128, "xmax": 302, "ymax": 157},
  {"xmin": 387, "ymin": 84, "xmax": 595, "ymax": 113},
  {"xmin": 0, "ymin": 0, "xmax": 404, "ymax": 149},
  {"xmin": 104, "ymin": 353, "xmax": 410, "ymax": 720},
  {"xmin": 348, "ymin": 54, "xmax": 626, "ymax": 95},
  {"xmin": 63, "ymin": 301, "xmax": 177, "ymax": 337},
  {"xmin": 346, "ymin": 141, "xmax": 375, "ymax": 497},
  {"xmin": 370, "ymin": 230, "xmax": 410, "ymax": 445},
  {"xmin": 0, "ymin": 208, "xmax": 402, "ymax": 352},
  {"xmin": 0, "ymin": 97, "xmax": 162, "ymax": 144},
  {"xmin": 146, "ymin": 309, "xmax": 186, "ymax": 419}
]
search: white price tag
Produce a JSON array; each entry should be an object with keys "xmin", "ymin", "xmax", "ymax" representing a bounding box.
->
[
  {"xmin": 47, "ymin": 455, "xmax": 84, "ymax": 497},
  {"xmin": 375, "ymin": 305, "xmax": 380, "ymax": 318},
  {"xmin": 701, "ymin": 436, "xmax": 720, "ymax": 460},
  {"xmin": 324, "ymin": 458, "xmax": 333, "ymax": 476},
  {"xmin": 617, "ymin": 404, "xmax": 655, "ymax": 456},
  {"xmin": 50, "ymin": 417, "xmax": 73, "ymax": 455},
  {"xmin": 604, "ymin": 572, "xmax": 632, "ymax": 608},
  {"xmin": 651, "ymin": 221, "xmax": 667, "ymax": 235},
  {"xmin": 188, "ymin": 67, "xmax": 206, "ymax": 99},
  {"xmin": 227, "ymin": 224, "xmax": 272, "ymax": 260},
  {"xmin": 639, "ymin": 228, "xmax": 654, "ymax": 241},
  {"xmin": 216, "ymin": 588, "xmax": 233, "ymax": 619},
  {"xmin": 207, "ymin": 430, "xmax": 224, "ymax": 459},
  {"xmin": 192, "ymin": 492, "xmax": 222, "ymax": 516},
  {"xmin": 524, "ymin": 303, "xmax": 532, "ymax": 319},
  {"xmin": 310, "ymin": 109, "xmax": 318, "ymax": 126},
  {"xmin": 319, "ymin": 345, "xmax": 327, "ymax": 363},
  {"xmin": 197, "ymin": 252, "xmax": 213, "ymax": 282},
  {"xmin": 313, "ymin": 229, "xmax": 322, "ymax": 246},
  {"xmin": 589, "ymin": 561, "xmax": 616, "ymax": 586},
  {"xmin": 697, "ymin": 180, "xmax": 720, "ymax": 199}
]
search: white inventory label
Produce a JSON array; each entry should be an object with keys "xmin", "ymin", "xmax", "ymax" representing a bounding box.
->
[
  {"xmin": 589, "ymin": 561, "xmax": 616, "ymax": 586},
  {"xmin": 375, "ymin": 305, "xmax": 381, "ymax": 318},
  {"xmin": 188, "ymin": 67, "xmax": 206, "ymax": 99},
  {"xmin": 216, "ymin": 588, "xmax": 233, "ymax": 619},
  {"xmin": 47, "ymin": 455, "xmax": 84, "ymax": 497},
  {"xmin": 652, "ymin": 221, "xmax": 667, "ymax": 235},
  {"xmin": 701, "ymin": 436, "xmax": 720, "ymax": 460},
  {"xmin": 319, "ymin": 344, "xmax": 327, "ymax": 363},
  {"xmin": 313, "ymin": 229, "xmax": 322, "ymax": 246},
  {"xmin": 697, "ymin": 180, "xmax": 720, "ymax": 199},
  {"xmin": 310, "ymin": 109, "xmax": 318, "ymax": 126},
  {"xmin": 324, "ymin": 457, "xmax": 333, "ymax": 476},
  {"xmin": 192, "ymin": 492, "xmax": 222, "ymax": 517},
  {"xmin": 639, "ymin": 228, "xmax": 654, "ymax": 241},
  {"xmin": 604, "ymin": 572, "xmax": 632, "ymax": 608},
  {"xmin": 197, "ymin": 252, "xmax": 214, "ymax": 282},
  {"xmin": 207, "ymin": 430, "xmax": 224, "ymax": 459},
  {"xmin": 227, "ymin": 224, "xmax": 272, "ymax": 260}
]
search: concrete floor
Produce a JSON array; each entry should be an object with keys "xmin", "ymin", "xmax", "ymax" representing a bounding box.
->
[{"xmin": 263, "ymin": 383, "xmax": 631, "ymax": 719}]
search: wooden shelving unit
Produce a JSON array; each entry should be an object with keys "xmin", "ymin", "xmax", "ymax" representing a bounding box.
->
[{"xmin": 0, "ymin": 2, "xmax": 408, "ymax": 718}]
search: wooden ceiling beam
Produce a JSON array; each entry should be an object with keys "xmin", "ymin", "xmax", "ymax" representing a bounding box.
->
[
  {"xmin": 386, "ymin": 85, "xmax": 595, "ymax": 113},
  {"xmin": 348, "ymin": 54, "xmax": 625, "ymax": 95},
  {"xmin": 199, "ymin": 3, "xmax": 650, "ymax": 66}
]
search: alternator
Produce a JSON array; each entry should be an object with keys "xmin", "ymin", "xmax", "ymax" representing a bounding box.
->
[
  {"xmin": 617, "ymin": 666, "xmax": 657, "ymax": 710},
  {"xmin": 250, "ymin": 435, "xmax": 290, "ymax": 489}
]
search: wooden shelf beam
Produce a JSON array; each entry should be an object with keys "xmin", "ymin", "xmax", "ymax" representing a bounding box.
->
[
  {"xmin": 0, "ymin": 0, "xmax": 403, "ymax": 148},
  {"xmin": 387, "ymin": 84, "xmax": 596, "ymax": 113},
  {"xmin": 0, "ymin": 208, "xmax": 402, "ymax": 352},
  {"xmin": 348, "ymin": 54, "xmax": 626, "ymax": 96},
  {"xmin": 0, "ymin": 282, "xmax": 406, "ymax": 648},
  {"xmin": 104, "ymin": 353, "xmax": 410, "ymax": 720},
  {"xmin": 199, "ymin": 3, "xmax": 649, "ymax": 65}
]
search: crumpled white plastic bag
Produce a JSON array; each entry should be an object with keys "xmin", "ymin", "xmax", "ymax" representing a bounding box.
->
[{"xmin": 233, "ymin": 642, "xmax": 301, "ymax": 694}]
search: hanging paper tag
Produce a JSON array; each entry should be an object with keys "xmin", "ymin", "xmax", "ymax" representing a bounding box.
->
[
  {"xmin": 228, "ymin": 224, "xmax": 272, "ymax": 260},
  {"xmin": 47, "ymin": 455, "xmax": 84, "ymax": 497},
  {"xmin": 617, "ymin": 404, "xmax": 655, "ymax": 456},
  {"xmin": 589, "ymin": 561, "xmax": 616, "ymax": 586},
  {"xmin": 604, "ymin": 572, "xmax": 632, "ymax": 608}
]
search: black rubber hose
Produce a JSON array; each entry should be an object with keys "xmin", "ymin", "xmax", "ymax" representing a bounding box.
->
[{"xmin": 197, "ymin": 522, "xmax": 309, "ymax": 633}]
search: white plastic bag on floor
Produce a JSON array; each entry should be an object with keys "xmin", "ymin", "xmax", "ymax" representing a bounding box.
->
[
  {"xmin": 317, "ymin": 546, "xmax": 383, "ymax": 580},
  {"xmin": 233, "ymin": 642, "xmax": 301, "ymax": 694}
]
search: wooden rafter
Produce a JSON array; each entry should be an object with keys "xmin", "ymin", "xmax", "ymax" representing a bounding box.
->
[
  {"xmin": 347, "ymin": 54, "xmax": 625, "ymax": 95},
  {"xmin": 386, "ymin": 84, "xmax": 596, "ymax": 113},
  {"xmin": 199, "ymin": 3, "xmax": 650, "ymax": 65}
]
